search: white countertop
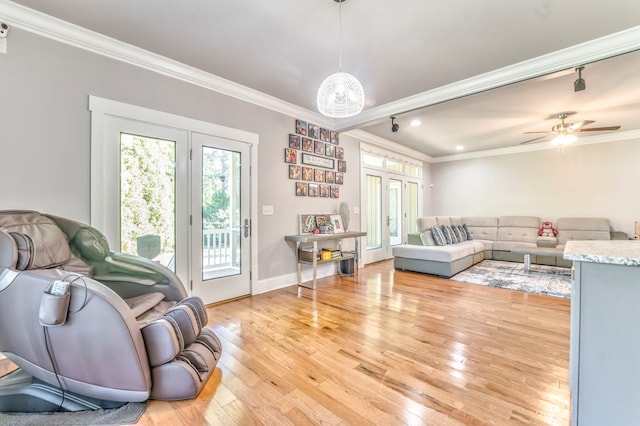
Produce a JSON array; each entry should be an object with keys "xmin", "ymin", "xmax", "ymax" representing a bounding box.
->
[{"xmin": 564, "ymin": 240, "xmax": 640, "ymax": 266}]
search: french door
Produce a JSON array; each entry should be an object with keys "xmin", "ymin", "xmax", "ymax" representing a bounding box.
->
[
  {"xmin": 91, "ymin": 98, "xmax": 255, "ymax": 305},
  {"xmin": 191, "ymin": 133, "xmax": 251, "ymax": 303},
  {"xmin": 362, "ymin": 169, "xmax": 421, "ymax": 264}
]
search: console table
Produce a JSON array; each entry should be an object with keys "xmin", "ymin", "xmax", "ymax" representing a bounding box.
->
[{"xmin": 284, "ymin": 231, "xmax": 366, "ymax": 289}]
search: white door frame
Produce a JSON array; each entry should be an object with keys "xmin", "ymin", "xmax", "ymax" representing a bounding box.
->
[{"xmin": 89, "ymin": 96, "xmax": 259, "ymax": 297}]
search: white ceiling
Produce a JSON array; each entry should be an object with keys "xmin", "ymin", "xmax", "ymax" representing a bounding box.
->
[{"xmin": 5, "ymin": 0, "xmax": 640, "ymax": 157}]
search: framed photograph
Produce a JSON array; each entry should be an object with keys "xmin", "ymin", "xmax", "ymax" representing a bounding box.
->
[
  {"xmin": 302, "ymin": 153, "xmax": 334, "ymax": 169},
  {"xmin": 302, "ymin": 166, "xmax": 314, "ymax": 181},
  {"xmin": 320, "ymin": 184, "xmax": 330, "ymax": 198},
  {"xmin": 325, "ymin": 144, "xmax": 335, "ymax": 158},
  {"xmin": 314, "ymin": 168, "xmax": 325, "ymax": 182},
  {"xmin": 289, "ymin": 165, "xmax": 300, "ymax": 179},
  {"xmin": 289, "ymin": 134, "xmax": 301, "ymax": 149},
  {"xmin": 299, "ymin": 214, "xmax": 316, "ymax": 234},
  {"xmin": 335, "ymin": 172, "xmax": 344, "ymax": 185},
  {"xmin": 330, "ymin": 131, "xmax": 339, "ymax": 145},
  {"xmin": 330, "ymin": 185, "xmax": 339, "ymax": 198},
  {"xmin": 330, "ymin": 214, "xmax": 344, "ymax": 233},
  {"xmin": 325, "ymin": 170, "xmax": 335, "ymax": 183},
  {"xmin": 335, "ymin": 146, "xmax": 344, "ymax": 160},
  {"xmin": 302, "ymin": 137, "xmax": 313, "ymax": 152},
  {"xmin": 295, "ymin": 182, "xmax": 307, "ymax": 196},
  {"xmin": 315, "ymin": 215, "xmax": 328, "ymax": 226},
  {"xmin": 314, "ymin": 140, "xmax": 324, "ymax": 155},
  {"xmin": 308, "ymin": 123, "xmax": 320, "ymax": 139},
  {"xmin": 295, "ymin": 119, "xmax": 307, "ymax": 136},
  {"xmin": 308, "ymin": 183, "xmax": 319, "ymax": 197},
  {"xmin": 319, "ymin": 128, "xmax": 330, "ymax": 142},
  {"xmin": 337, "ymin": 160, "xmax": 346, "ymax": 172},
  {"xmin": 284, "ymin": 148, "xmax": 297, "ymax": 164}
]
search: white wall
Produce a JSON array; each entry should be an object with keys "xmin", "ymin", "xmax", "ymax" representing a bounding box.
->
[
  {"xmin": 430, "ymin": 139, "xmax": 640, "ymax": 235},
  {"xmin": 0, "ymin": 29, "xmax": 361, "ymax": 285}
]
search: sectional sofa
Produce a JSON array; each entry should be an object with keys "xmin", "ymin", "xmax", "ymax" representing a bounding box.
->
[{"xmin": 392, "ymin": 216, "xmax": 625, "ymax": 277}]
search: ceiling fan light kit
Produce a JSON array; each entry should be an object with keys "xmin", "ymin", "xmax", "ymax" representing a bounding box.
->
[
  {"xmin": 317, "ymin": 0, "xmax": 365, "ymax": 118},
  {"xmin": 521, "ymin": 111, "xmax": 621, "ymax": 146}
]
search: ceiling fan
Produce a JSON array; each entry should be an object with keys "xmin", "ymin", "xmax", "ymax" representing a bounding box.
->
[{"xmin": 520, "ymin": 112, "xmax": 621, "ymax": 145}]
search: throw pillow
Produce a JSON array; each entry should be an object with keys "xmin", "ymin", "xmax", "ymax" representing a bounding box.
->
[
  {"xmin": 440, "ymin": 225, "xmax": 455, "ymax": 244},
  {"xmin": 453, "ymin": 225, "xmax": 466, "ymax": 242},
  {"xmin": 462, "ymin": 223, "xmax": 473, "ymax": 240},
  {"xmin": 431, "ymin": 226, "xmax": 447, "ymax": 246},
  {"xmin": 420, "ymin": 230, "xmax": 435, "ymax": 246}
]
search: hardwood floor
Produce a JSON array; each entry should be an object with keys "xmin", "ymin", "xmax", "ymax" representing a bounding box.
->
[{"xmin": 1, "ymin": 260, "xmax": 571, "ymax": 425}]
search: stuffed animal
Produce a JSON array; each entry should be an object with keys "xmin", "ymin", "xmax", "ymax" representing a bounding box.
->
[{"xmin": 537, "ymin": 221, "xmax": 558, "ymax": 237}]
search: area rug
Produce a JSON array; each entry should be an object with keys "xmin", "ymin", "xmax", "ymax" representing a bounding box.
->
[
  {"xmin": 0, "ymin": 401, "xmax": 147, "ymax": 425},
  {"xmin": 450, "ymin": 259, "xmax": 571, "ymax": 299}
]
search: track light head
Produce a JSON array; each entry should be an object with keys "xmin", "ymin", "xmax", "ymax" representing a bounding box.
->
[
  {"xmin": 391, "ymin": 116, "xmax": 399, "ymax": 133},
  {"xmin": 574, "ymin": 66, "xmax": 585, "ymax": 92}
]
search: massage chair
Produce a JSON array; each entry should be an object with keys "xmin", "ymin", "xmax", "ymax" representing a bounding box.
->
[{"xmin": 0, "ymin": 210, "xmax": 222, "ymax": 412}]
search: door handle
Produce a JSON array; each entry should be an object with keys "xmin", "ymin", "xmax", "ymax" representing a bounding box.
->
[{"xmin": 243, "ymin": 218, "xmax": 250, "ymax": 238}]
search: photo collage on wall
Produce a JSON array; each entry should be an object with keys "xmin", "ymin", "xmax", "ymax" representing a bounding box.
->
[{"xmin": 285, "ymin": 119, "xmax": 346, "ymax": 198}]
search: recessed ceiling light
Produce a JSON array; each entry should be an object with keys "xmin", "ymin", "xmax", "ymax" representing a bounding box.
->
[
  {"xmin": 456, "ymin": 145, "xmax": 464, "ymax": 151},
  {"xmin": 410, "ymin": 119, "xmax": 421, "ymax": 127}
]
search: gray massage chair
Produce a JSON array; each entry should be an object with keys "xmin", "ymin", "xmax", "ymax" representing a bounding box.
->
[{"xmin": 0, "ymin": 210, "xmax": 222, "ymax": 412}]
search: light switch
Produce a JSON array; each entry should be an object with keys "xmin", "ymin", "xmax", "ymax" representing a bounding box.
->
[
  {"xmin": 262, "ymin": 205, "xmax": 274, "ymax": 215},
  {"xmin": 353, "ymin": 207, "xmax": 360, "ymax": 215}
]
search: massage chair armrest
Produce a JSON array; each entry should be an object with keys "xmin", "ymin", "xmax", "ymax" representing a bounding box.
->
[{"xmin": 102, "ymin": 251, "xmax": 187, "ymax": 301}]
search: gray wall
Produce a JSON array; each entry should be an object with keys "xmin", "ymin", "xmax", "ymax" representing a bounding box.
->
[
  {"xmin": 0, "ymin": 29, "xmax": 361, "ymax": 283},
  {"xmin": 429, "ymin": 139, "xmax": 640, "ymax": 235}
]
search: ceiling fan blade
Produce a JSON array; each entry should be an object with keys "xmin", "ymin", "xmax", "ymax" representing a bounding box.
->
[
  {"xmin": 523, "ymin": 131, "xmax": 550, "ymax": 134},
  {"xmin": 520, "ymin": 135, "xmax": 549, "ymax": 145},
  {"xmin": 569, "ymin": 120, "xmax": 595, "ymax": 130},
  {"xmin": 575, "ymin": 126, "xmax": 621, "ymax": 132}
]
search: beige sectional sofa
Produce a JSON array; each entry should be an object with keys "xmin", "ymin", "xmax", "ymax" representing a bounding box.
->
[{"xmin": 393, "ymin": 215, "xmax": 625, "ymax": 277}]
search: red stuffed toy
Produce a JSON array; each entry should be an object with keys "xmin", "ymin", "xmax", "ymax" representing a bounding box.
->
[{"xmin": 537, "ymin": 221, "xmax": 558, "ymax": 237}]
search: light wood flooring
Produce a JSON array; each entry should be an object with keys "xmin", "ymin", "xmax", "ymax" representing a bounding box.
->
[{"xmin": 1, "ymin": 260, "xmax": 571, "ymax": 425}]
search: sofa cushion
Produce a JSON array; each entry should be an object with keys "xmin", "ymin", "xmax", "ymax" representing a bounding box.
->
[
  {"xmin": 497, "ymin": 216, "xmax": 540, "ymax": 244},
  {"xmin": 556, "ymin": 217, "xmax": 611, "ymax": 245},
  {"xmin": 463, "ymin": 217, "xmax": 498, "ymax": 241},
  {"xmin": 435, "ymin": 216, "xmax": 451, "ymax": 227},
  {"xmin": 393, "ymin": 243, "xmax": 475, "ymax": 263},
  {"xmin": 492, "ymin": 241, "xmax": 536, "ymax": 251},
  {"xmin": 498, "ymin": 216, "xmax": 540, "ymax": 228},
  {"xmin": 431, "ymin": 227, "xmax": 447, "ymax": 246},
  {"xmin": 417, "ymin": 217, "xmax": 437, "ymax": 233}
]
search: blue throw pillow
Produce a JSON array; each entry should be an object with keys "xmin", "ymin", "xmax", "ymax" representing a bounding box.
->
[
  {"xmin": 462, "ymin": 223, "xmax": 473, "ymax": 240},
  {"xmin": 453, "ymin": 225, "xmax": 466, "ymax": 242},
  {"xmin": 431, "ymin": 226, "xmax": 447, "ymax": 246}
]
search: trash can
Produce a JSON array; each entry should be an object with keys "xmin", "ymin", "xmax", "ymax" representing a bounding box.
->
[{"xmin": 339, "ymin": 256, "xmax": 354, "ymax": 276}]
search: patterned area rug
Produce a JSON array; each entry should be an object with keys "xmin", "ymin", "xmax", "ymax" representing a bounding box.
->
[{"xmin": 450, "ymin": 259, "xmax": 572, "ymax": 299}]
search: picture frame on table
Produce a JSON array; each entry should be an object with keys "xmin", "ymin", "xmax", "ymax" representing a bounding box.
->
[
  {"xmin": 330, "ymin": 214, "xmax": 344, "ymax": 233},
  {"xmin": 299, "ymin": 214, "xmax": 316, "ymax": 234}
]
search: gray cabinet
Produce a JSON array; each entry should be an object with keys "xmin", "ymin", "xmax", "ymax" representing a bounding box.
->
[{"xmin": 568, "ymin": 241, "xmax": 640, "ymax": 426}]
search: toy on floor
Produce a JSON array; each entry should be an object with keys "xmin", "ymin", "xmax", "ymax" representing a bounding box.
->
[{"xmin": 538, "ymin": 221, "xmax": 558, "ymax": 237}]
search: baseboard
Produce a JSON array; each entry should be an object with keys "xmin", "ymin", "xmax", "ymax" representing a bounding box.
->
[{"xmin": 253, "ymin": 263, "xmax": 338, "ymax": 295}]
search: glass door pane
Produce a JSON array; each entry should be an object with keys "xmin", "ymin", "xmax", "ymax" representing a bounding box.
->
[
  {"xmin": 389, "ymin": 178, "xmax": 402, "ymax": 246},
  {"xmin": 201, "ymin": 146, "xmax": 241, "ymax": 280},
  {"xmin": 407, "ymin": 181, "xmax": 419, "ymax": 234},
  {"xmin": 120, "ymin": 133, "xmax": 176, "ymax": 271},
  {"xmin": 366, "ymin": 174, "xmax": 382, "ymax": 250}
]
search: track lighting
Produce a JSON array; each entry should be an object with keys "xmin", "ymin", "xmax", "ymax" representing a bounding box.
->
[
  {"xmin": 391, "ymin": 116, "xmax": 399, "ymax": 133},
  {"xmin": 574, "ymin": 66, "xmax": 585, "ymax": 92}
]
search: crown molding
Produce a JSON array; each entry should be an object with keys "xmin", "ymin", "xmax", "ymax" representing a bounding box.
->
[
  {"xmin": 0, "ymin": 0, "xmax": 334, "ymax": 128},
  {"xmin": 335, "ymin": 25, "xmax": 640, "ymax": 131},
  {"xmin": 345, "ymin": 129, "xmax": 433, "ymax": 163},
  {"xmin": 431, "ymin": 129, "xmax": 640, "ymax": 163}
]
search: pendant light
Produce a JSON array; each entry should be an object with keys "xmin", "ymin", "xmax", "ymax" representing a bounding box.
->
[{"xmin": 317, "ymin": 0, "xmax": 365, "ymax": 118}]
